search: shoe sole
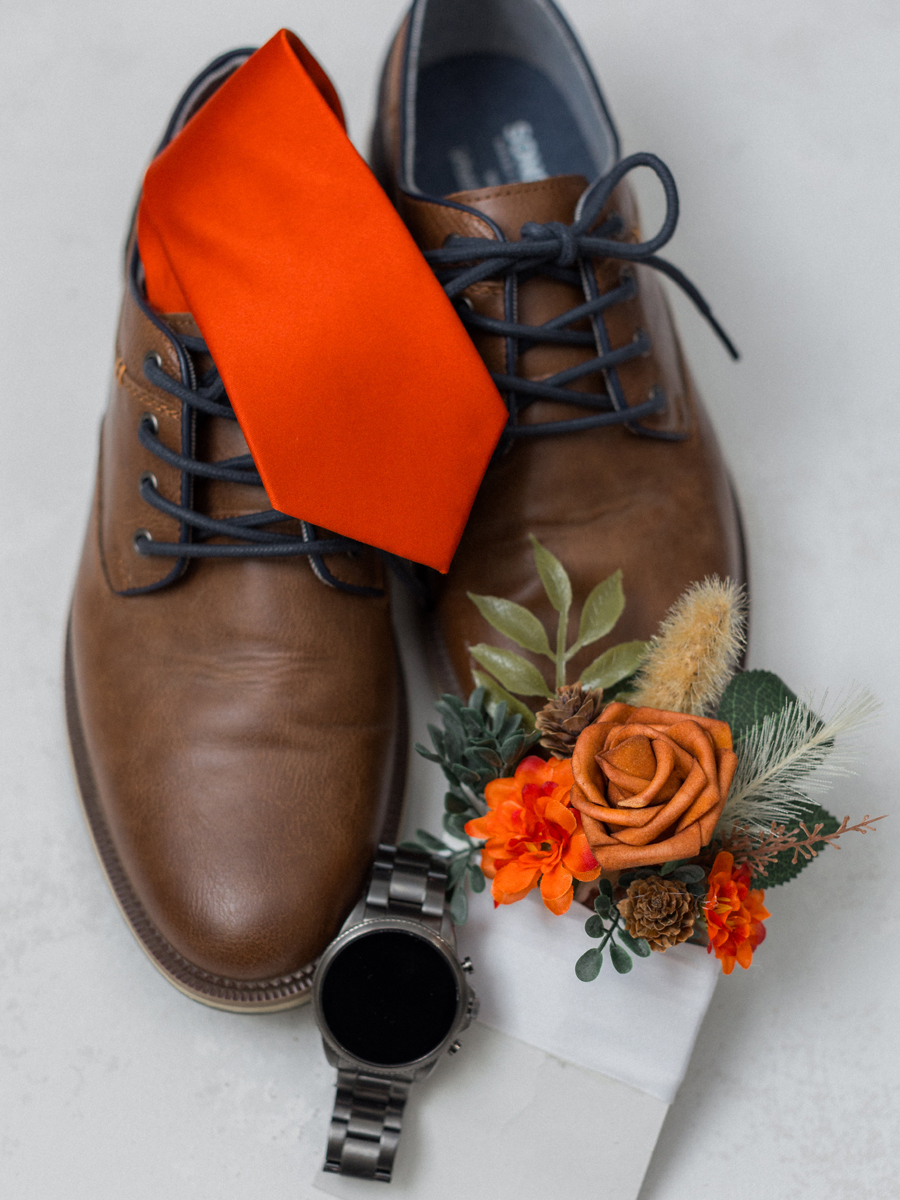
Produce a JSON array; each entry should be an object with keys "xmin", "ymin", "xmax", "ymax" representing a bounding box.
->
[{"xmin": 64, "ymin": 618, "xmax": 408, "ymax": 1013}]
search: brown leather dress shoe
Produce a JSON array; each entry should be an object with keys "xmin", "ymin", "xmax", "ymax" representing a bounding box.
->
[
  {"xmin": 67, "ymin": 50, "xmax": 405, "ymax": 1011},
  {"xmin": 372, "ymin": 0, "xmax": 745, "ymax": 697}
]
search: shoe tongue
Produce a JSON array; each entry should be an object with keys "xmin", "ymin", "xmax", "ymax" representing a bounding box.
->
[{"xmin": 447, "ymin": 174, "xmax": 588, "ymax": 240}]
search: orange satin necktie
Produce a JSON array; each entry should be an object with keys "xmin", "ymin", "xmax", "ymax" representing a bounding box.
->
[{"xmin": 137, "ymin": 29, "xmax": 507, "ymax": 572}]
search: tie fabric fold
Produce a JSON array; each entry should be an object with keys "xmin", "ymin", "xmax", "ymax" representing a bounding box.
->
[{"xmin": 138, "ymin": 29, "xmax": 507, "ymax": 572}]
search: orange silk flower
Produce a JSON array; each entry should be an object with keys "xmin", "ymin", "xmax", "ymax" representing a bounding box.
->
[
  {"xmin": 465, "ymin": 755, "xmax": 601, "ymax": 915},
  {"xmin": 704, "ymin": 851, "xmax": 770, "ymax": 974},
  {"xmin": 569, "ymin": 703, "xmax": 738, "ymax": 871}
]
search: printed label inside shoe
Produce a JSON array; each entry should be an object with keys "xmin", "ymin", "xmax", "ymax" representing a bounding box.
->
[
  {"xmin": 415, "ymin": 54, "xmax": 595, "ymax": 197},
  {"xmin": 450, "ymin": 120, "xmax": 549, "ymax": 191}
]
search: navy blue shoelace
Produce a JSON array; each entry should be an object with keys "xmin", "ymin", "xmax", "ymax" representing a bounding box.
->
[
  {"xmin": 130, "ymin": 152, "xmax": 732, "ymax": 586},
  {"xmin": 425, "ymin": 152, "xmax": 738, "ymax": 439},
  {"xmin": 130, "ymin": 261, "xmax": 421, "ymax": 597}
]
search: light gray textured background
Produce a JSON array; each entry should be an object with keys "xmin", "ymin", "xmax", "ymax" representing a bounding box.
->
[{"xmin": 2, "ymin": 1, "xmax": 899, "ymax": 1196}]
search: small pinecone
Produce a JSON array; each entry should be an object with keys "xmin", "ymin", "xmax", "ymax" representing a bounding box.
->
[
  {"xmin": 535, "ymin": 683, "xmax": 605, "ymax": 757},
  {"xmin": 617, "ymin": 877, "xmax": 696, "ymax": 952}
]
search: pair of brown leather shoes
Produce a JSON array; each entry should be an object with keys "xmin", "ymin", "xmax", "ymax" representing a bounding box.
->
[{"xmin": 67, "ymin": 0, "xmax": 743, "ymax": 1010}]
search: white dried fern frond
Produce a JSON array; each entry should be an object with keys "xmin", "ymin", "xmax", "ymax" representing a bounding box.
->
[{"xmin": 717, "ymin": 687, "xmax": 879, "ymax": 834}]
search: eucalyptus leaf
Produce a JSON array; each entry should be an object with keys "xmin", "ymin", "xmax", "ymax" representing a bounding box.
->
[
  {"xmin": 449, "ymin": 886, "xmax": 469, "ymax": 925},
  {"xmin": 617, "ymin": 930, "xmax": 652, "ymax": 958},
  {"xmin": 452, "ymin": 767, "xmax": 481, "ymax": 788},
  {"xmin": 671, "ymin": 864, "xmax": 706, "ymax": 884},
  {"xmin": 528, "ymin": 534, "xmax": 572, "ymax": 616},
  {"xmin": 659, "ymin": 859, "xmax": 690, "ymax": 877},
  {"xmin": 584, "ymin": 914, "xmax": 605, "ymax": 938},
  {"xmin": 469, "ymin": 863, "xmax": 486, "ymax": 893},
  {"xmin": 597, "ymin": 878, "xmax": 614, "ymax": 900},
  {"xmin": 468, "ymin": 747, "xmax": 503, "ymax": 772},
  {"xmin": 568, "ymin": 570, "xmax": 625, "ymax": 658},
  {"xmin": 413, "ymin": 744, "xmax": 442, "ymax": 764},
  {"xmin": 593, "ymin": 893, "xmax": 612, "ymax": 917},
  {"xmin": 398, "ymin": 840, "xmax": 425, "ymax": 853},
  {"xmin": 581, "ymin": 640, "xmax": 650, "ymax": 691},
  {"xmin": 575, "ymin": 947, "xmax": 603, "ymax": 981},
  {"xmin": 467, "ymin": 593, "xmax": 554, "ymax": 659},
  {"xmin": 610, "ymin": 942, "xmax": 634, "ymax": 974},
  {"xmin": 444, "ymin": 793, "xmax": 470, "ymax": 815},
  {"xmin": 469, "ymin": 644, "xmax": 553, "ymax": 699},
  {"xmin": 448, "ymin": 855, "xmax": 470, "ymax": 889},
  {"xmin": 416, "ymin": 829, "xmax": 448, "ymax": 852},
  {"xmin": 470, "ymin": 670, "xmax": 538, "ymax": 728},
  {"xmin": 442, "ymin": 812, "xmax": 470, "ymax": 839},
  {"xmin": 619, "ymin": 867, "xmax": 655, "ymax": 887}
]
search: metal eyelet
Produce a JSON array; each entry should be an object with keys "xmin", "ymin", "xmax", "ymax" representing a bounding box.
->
[
  {"xmin": 141, "ymin": 412, "xmax": 159, "ymax": 435},
  {"xmin": 139, "ymin": 471, "xmax": 158, "ymax": 494},
  {"xmin": 633, "ymin": 328, "xmax": 652, "ymax": 358},
  {"xmin": 143, "ymin": 351, "xmax": 163, "ymax": 379},
  {"xmin": 132, "ymin": 528, "xmax": 153, "ymax": 554}
]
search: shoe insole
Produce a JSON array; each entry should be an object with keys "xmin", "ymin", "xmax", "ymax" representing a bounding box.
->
[{"xmin": 414, "ymin": 52, "xmax": 596, "ymax": 197}]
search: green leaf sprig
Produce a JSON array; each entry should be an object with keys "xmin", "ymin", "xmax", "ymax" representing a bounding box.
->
[
  {"xmin": 409, "ymin": 688, "xmax": 540, "ymax": 923},
  {"xmin": 575, "ymin": 879, "xmax": 651, "ymax": 980},
  {"xmin": 575, "ymin": 864, "xmax": 710, "ymax": 980},
  {"xmin": 468, "ymin": 535, "xmax": 649, "ymax": 723}
]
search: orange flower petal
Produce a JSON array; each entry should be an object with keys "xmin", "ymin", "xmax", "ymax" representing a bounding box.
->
[
  {"xmin": 540, "ymin": 861, "xmax": 573, "ymax": 901},
  {"xmin": 545, "ymin": 756, "xmax": 575, "ymax": 787},
  {"xmin": 484, "ymin": 776, "xmax": 523, "ymax": 810},
  {"xmin": 542, "ymin": 796, "xmax": 577, "ymax": 835},
  {"xmin": 709, "ymin": 851, "xmax": 735, "ymax": 884},
  {"xmin": 514, "ymin": 755, "xmax": 556, "ymax": 785},
  {"xmin": 464, "ymin": 815, "xmax": 490, "ymax": 839},
  {"xmin": 542, "ymin": 885, "xmax": 574, "ymax": 915},
  {"xmin": 478, "ymin": 850, "xmax": 498, "ymax": 880},
  {"xmin": 735, "ymin": 938, "xmax": 754, "ymax": 970},
  {"xmin": 562, "ymin": 829, "xmax": 602, "ymax": 881},
  {"xmin": 492, "ymin": 881, "xmax": 535, "ymax": 906},
  {"xmin": 494, "ymin": 860, "xmax": 540, "ymax": 897}
]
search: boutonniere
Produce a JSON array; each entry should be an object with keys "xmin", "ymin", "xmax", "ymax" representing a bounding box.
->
[{"xmin": 408, "ymin": 538, "xmax": 883, "ymax": 979}]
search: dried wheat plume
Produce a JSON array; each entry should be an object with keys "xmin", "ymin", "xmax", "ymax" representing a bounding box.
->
[{"xmin": 629, "ymin": 576, "xmax": 746, "ymax": 715}]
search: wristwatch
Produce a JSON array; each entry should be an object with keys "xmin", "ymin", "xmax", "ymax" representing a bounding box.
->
[{"xmin": 312, "ymin": 843, "xmax": 478, "ymax": 1182}]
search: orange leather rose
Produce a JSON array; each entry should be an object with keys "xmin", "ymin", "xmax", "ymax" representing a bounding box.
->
[{"xmin": 570, "ymin": 703, "xmax": 738, "ymax": 871}]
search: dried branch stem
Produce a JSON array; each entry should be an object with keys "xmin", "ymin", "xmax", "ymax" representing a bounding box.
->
[{"xmin": 720, "ymin": 814, "xmax": 886, "ymax": 877}]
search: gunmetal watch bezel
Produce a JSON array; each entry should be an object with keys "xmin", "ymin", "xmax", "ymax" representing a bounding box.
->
[{"xmin": 312, "ymin": 914, "xmax": 474, "ymax": 1079}]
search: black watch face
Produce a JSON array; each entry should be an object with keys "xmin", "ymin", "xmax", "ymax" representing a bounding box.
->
[{"xmin": 320, "ymin": 930, "xmax": 459, "ymax": 1066}]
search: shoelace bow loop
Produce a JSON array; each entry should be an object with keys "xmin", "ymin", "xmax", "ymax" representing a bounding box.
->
[{"xmin": 424, "ymin": 152, "xmax": 737, "ymax": 440}]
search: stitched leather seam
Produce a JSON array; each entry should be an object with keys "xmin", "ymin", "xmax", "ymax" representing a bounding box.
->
[
  {"xmin": 115, "ymin": 360, "xmax": 180, "ymax": 422},
  {"xmin": 454, "ymin": 179, "xmax": 582, "ymax": 203}
]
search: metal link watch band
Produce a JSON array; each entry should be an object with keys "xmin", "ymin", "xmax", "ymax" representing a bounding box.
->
[
  {"xmin": 325, "ymin": 1069, "xmax": 410, "ymax": 1182},
  {"xmin": 363, "ymin": 843, "xmax": 448, "ymax": 928},
  {"xmin": 323, "ymin": 845, "xmax": 449, "ymax": 1182}
]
